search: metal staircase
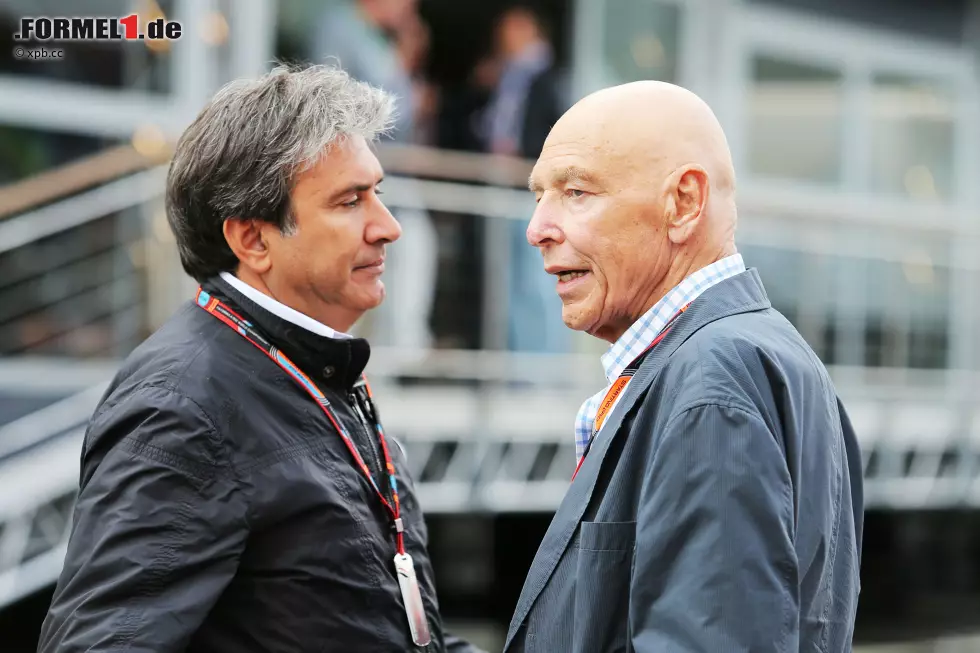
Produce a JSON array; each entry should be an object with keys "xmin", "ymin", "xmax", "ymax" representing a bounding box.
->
[{"xmin": 0, "ymin": 385, "xmax": 105, "ymax": 609}]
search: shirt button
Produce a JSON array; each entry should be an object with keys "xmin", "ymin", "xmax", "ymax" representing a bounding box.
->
[{"xmin": 322, "ymin": 365, "xmax": 335, "ymax": 379}]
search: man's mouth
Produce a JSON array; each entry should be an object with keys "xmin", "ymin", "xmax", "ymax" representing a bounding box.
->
[
  {"xmin": 355, "ymin": 258, "xmax": 384, "ymax": 270},
  {"xmin": 557, "ymin": 270, "xmax": 588, "ymax": 282}
]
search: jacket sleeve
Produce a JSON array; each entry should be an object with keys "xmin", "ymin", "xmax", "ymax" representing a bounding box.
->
[
  {"xmin": 38, "ymin": 389, "xmax": 249, "ymax": 653},
  {"xmin": 630, "ymin": 402, "xmax": 799, "ymax": 653}
]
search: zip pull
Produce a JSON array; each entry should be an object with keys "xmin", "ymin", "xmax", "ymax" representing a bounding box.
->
[
  {"xmin": 348, "ymin": 390, "xmax": 385, "ymax": 485},
  {"xmin": 351, "ymin": 384, "xmax": 379, "ymax": 425}
]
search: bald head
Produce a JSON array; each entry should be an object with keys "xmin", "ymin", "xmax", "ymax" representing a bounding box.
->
[
  {"xmin": 549, "ymin": 80, "xmax": 736, "ymax": 218},
  {"xmin": 527, "ymin": 81, "xmax": 739, "ymax": 342}
]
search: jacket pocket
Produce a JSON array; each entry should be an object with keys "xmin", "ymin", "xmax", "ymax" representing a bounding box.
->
[{"xmin": 573, "ymin": 521, "xmax": 636, "ymax": 653}]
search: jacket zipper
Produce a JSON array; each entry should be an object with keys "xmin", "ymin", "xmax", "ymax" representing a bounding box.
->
[
  {"xmin": 350, "ymin": 392, "xmax": 429, "ymax": 652},
  {"xmin": 349, "ymin": 391, "xmax": 388, "ymax": 499}
]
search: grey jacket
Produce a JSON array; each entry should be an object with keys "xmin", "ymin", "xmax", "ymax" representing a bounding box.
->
[{"xmin": 505, "ymin": 269, "xmax": 864, "ymax": 653}]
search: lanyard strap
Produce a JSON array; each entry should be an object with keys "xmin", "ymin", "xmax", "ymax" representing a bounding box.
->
[
  {"xmin": 572, "ymin": 302, "xmax": 692, "ymax": 480},
  {"xmin": 195, "ymin": 288, "xmax": 407, "ymax": 555}
]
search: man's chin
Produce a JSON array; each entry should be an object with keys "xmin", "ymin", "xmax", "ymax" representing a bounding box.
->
[
  {"xmin": 560, "ymin": 306, "xmax": 595, "ymax": 334},
  {"xmin": 373, "ymin": 282, "xmax": 387, "ymax": 305},
  {"xmin": 358, "ymin": 283, "xmax": 386, "ymax": 310}
]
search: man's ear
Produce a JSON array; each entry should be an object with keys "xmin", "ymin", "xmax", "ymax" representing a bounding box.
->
[
  {"xmin": 223, "ymin": 218, "xmax": 273, "ymax": 275},
  {"xmin": 663, "ymin": 165, "xmax": 710, "ymax": 245}
]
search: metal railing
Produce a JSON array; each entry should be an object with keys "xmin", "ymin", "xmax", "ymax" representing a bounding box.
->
[
  {"xmin": 0, "ymin": 142, "xmax": 979, "ymax": 609},
  {"xmin": 0, "ymin": 163, "xmax": 167, "ymax": 359},
  {"xmin": 1, "ymin": 142, "xmax": 976, "ymax": 359},
  {"xmin": 1, "ymin": 352, "xmax": 980, "ymax": 609}
]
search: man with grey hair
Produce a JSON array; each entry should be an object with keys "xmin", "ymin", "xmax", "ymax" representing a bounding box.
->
[{"xmin": 37, "ymin": 64, "xmax": 482, "ymax": 653}]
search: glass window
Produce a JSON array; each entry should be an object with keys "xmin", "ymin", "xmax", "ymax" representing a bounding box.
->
[
  {"xmin": 740, "ymin": 243, "xmax": 835, "ymax": 360},
  {"xmin": 741, "ymin": 240, "xmax": 951, "ymax": 370},
  {"xmin": 864, "ymin": 258, "xmax": 910, "ymax": 368},
  {"xmin": 861, "ymin": 254, "xmax": 950, "ymax": 369},
  {"xmin": 747, "ymin": 55, "xmax": 844, "ymax": 184},
  {"xmin": 740, "ymin": 243, "xmax": 803, "ymax": 321},
  {"xmin": 600, "ymin": 0, "xmax": 682, "ymax": 85},
  {"xmin": 869, "ymin": 73, "xmax": 956, "ymax": 201},
  {"xmin": 832, "ymin": 255, "xmax": 872, "ymax": 366},
  {"xmin": 903, "ymin": 254, "xmax": 950, "ymax": 369}
]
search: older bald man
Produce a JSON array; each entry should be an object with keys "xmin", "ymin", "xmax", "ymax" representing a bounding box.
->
[{"xmin": 505, "ymin": 82, "xmax": 864, "ymax": 652}]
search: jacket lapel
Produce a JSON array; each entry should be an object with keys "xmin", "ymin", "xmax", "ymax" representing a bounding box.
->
[
  {"xmin": 504, "ymin": 349, "xmax": 661, "ymax": 648},
  {"xmin": 504, "ymin": 269, "xmax": 771, "ymax": 650}
]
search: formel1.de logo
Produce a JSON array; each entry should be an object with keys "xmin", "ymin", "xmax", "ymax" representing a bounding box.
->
[{"xmin": 13, "ymin": 15, "xmax": 183, "ymax": 42}]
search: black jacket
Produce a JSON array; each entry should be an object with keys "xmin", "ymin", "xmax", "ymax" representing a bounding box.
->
[{"xmin": 38, "ymin": 276, "xmax": 479, "ymax": 653}]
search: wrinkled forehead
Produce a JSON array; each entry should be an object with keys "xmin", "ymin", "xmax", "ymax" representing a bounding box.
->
[{"xmin": 529, "ymin": 122, "xmax": 640, "ymax": 193}]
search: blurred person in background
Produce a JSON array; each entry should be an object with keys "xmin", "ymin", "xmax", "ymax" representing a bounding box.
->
[
  {"xmin": 37, "ymin": 64, "xmax": 482, "ymax": 653},
  {"xmin": 437, "ymin": 55, "xmax": 501, "ymax": 154},
  {"xmin": 312, "ymin": 0, "xmax": 440, "ymax": 355},
  {"xmin": 482, "ymin": 5, "xmax": 564, "ymax": 160},
  {"xmin": 506, "ymin": 81, "xmax": 864, "ymax": 652},
  {"xmin": 480, "ymin": 4, "xmax": 571, "ymax": 354}
]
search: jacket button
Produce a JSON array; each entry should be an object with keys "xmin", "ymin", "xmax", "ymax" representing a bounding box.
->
[{"xmin": 322, "ymin": 365, "xmax": 335, "ymax": 379}]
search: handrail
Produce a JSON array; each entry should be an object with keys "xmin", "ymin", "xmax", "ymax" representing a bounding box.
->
[
  {"xmin": 0, "ymin": 166, "xmax": 167, "ymax": 255},
  {"xmin": 0, "ymin": 144, "xmax": 169, "ymax": 220},
  {"xmin": 0, "ymin": 350, "xmax": 973, "ymax": 401},
  {"xmin": 3, "ymin": 165, "xmax": 975, "ymax": 268},
  {"xmin": 0, "ymin": 142, "xmax": 531, "ymax": 223},
  {"xmin": 0, "ymin": 351, "xmax": 974, "ymax": 478},
  {"xmin": 0, "ymin": 165, "xmax": 533, "ymax": 255},
  {"xmin": 1, "ymin": 141, "xmax": 978, "ymax": 239},
  {"xmin": 0, "ymin": 382, "xmax": 108, "ymax": 461},
  {"xmin": 377, "ymin": 143, "xmax": 533, "ymax": 188},
  {"xmin": 0, "ymin": 357, "xmax": 118, "ymax": 393}
]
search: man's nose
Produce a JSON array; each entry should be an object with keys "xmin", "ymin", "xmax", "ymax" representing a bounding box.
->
[
  {"xmin": 526, "ymin": 201, "xmax": 561, "ymax": 247},
  {"xmin": 367, "ymin": 200, "xmax": 402, "ymax": 244}
]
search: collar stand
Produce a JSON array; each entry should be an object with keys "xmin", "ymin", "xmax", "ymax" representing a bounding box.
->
[{"xmin": 204, "ymin": 276, "xmax": 370, "ymax": 391}]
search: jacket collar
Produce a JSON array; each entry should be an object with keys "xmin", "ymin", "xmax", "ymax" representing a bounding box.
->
[
  {"xmin": 504, "ymin": 268, "xmax": 772, "ymax": 650},
  {"xmin": 218, "ymin": 271, "xmax": 354, "ymax": 341},
  {"xmin": 201, "ymin": 275, "xmax": 370, "ymax": 393}
]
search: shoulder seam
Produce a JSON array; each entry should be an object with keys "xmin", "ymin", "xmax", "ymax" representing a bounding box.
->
[
  {"xmin": 108, "ymin": 383, "xmax": 229, "ymax": 474},
  {"xmin": 133, "ymin": 382, "xmax": 223, "ymax": 438},
  {"xmin": 119, "ymin": 435, "xmax": 228, "ymax": 481},
  {"xmin": 663, "ymin": 399, "xmax": 765, "ymax": 433}
]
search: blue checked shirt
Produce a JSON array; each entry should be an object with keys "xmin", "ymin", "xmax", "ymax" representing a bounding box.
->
[{"xmin": 573, "ymin": 254, "xmax": 747, "ymax": 460}]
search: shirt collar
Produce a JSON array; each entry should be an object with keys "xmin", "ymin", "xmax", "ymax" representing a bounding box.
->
[
  {"xmin": 219, "ymin": 271, "xmax": 353, "ymax": 341},
  {"xmin": 599, "ymin": 253, "xmax": 747, "ymax": 382}
]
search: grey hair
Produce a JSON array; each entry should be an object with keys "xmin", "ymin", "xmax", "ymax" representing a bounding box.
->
[{"xmin": 165, "ymin": 63, "xmax": 396, "ymax": 282}]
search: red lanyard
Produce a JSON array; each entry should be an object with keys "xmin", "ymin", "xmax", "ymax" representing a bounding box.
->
[
  {"xmin": 572, "ymin": 302, "xmax": 692, "ymax": 481},
  {"xmin": 195, "ymin": 288, "xmax": 407, "ymax": 555}
]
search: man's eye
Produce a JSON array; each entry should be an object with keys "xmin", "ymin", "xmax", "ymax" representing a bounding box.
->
[
  {"xmin": 343, "ymin": 197, "xmax": 360, "ymax": 208},
  {"xmin": 566, "ymin": 189, "xmax": 586, "ymax": 198}
]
